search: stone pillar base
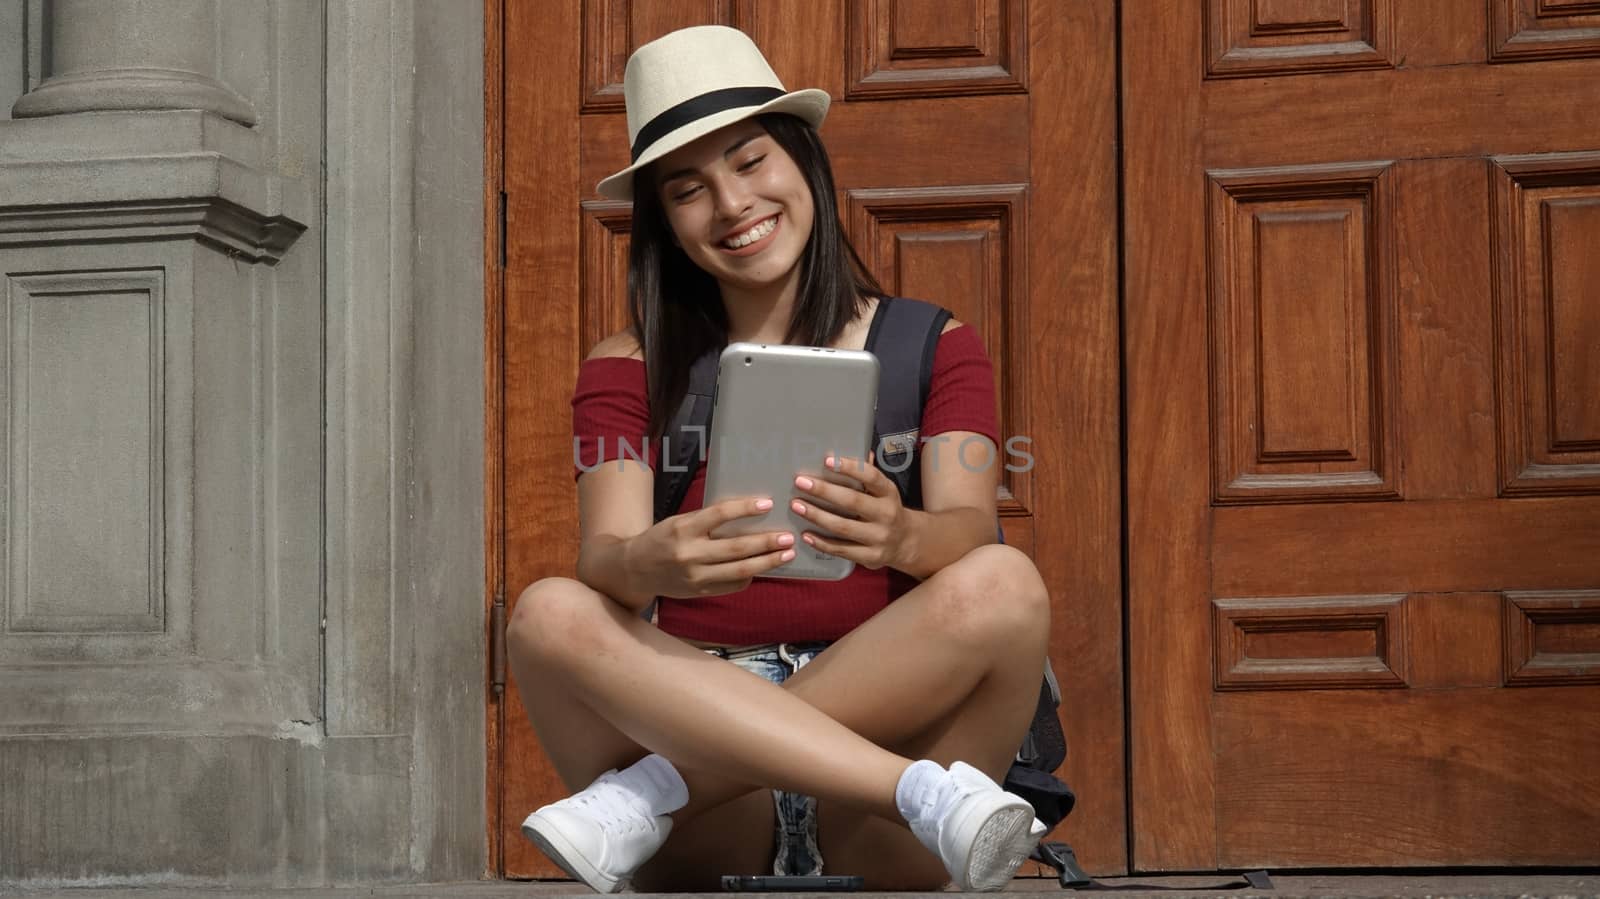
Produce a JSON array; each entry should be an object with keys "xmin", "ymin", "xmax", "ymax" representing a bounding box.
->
[
  {"xmin": 0, "ymin": 733, "xmax": 414, "ymax": 885},
  {"xmin": 11, "ymin": 67, "xmax": 257, "ymax": 125}
]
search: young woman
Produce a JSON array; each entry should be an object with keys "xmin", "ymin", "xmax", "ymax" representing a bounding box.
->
[{"xmin": 508, "ymin": 25, "xmax": 1052, "ymax": 893}]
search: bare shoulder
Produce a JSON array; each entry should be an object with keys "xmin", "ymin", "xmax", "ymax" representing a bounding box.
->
[
  {"xmin": 941, "ymin": 317, "xmax": 966, "ymax": 334},
  {"xmin": 586, "ymin": 329, "xmax": 643, "ymax": 361}
]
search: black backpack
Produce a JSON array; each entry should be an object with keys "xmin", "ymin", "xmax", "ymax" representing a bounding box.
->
[{"xmin": 650, "ymin": 297, "xmax": 1081, "ymax": 878}]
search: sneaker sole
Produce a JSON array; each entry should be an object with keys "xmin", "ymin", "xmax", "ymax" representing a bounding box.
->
[
  {"xmin": 954, "ymin": 801, "xmax": 1038, "ymax": 891},
  {"xmin": 521, "ymin": 811, "xmax": 624, "ymax": 894}
]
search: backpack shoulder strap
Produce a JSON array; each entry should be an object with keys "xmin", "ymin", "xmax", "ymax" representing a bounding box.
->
[
  {"xmin": 652, "ymin": 347, "xmax": 720, "ymax": 523},
  {"xmin": 865, "ymin": 296, "xmax": 952, "ymax": 510}
]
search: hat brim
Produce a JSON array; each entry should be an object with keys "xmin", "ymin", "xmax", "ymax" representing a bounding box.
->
[{"xmin": 595, "ymin": 88, "xmax": 831, "ymax": 201}]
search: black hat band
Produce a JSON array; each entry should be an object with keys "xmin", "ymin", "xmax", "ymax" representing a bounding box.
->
[{"xmin": 630, "ymin": 86, "xmax": 786, "ymax": 163}]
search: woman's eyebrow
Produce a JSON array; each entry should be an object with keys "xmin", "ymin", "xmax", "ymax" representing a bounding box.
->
[
  {"xmin": 660, "ymin": 135, "xmax": 764, "ymax": 184},
  {"xmin": 722, "ymin": 134, "xmax": 760, "ymax": 157}
]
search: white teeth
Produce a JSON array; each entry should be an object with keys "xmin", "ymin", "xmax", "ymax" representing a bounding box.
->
[{"xmin": 723, "ymin": 216, "xmax": 776, "ymax": 249}]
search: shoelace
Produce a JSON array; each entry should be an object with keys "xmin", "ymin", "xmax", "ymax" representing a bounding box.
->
[{"xmin": 569, "ymin": 781, "xmax": 651, "ymax": 834}]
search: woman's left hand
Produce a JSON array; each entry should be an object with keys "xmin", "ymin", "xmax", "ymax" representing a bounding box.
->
[{"xmin": 789, "ymin": 454, "xmax": 913, "ymax": 571}]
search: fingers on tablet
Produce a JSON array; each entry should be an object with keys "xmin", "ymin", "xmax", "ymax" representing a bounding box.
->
[
  {"xmin": 710, "ymin": 531, "xmax": 793, "ymax": 565},
  {"xmin": 704, "ymin": 496, "xmax": 773, "ymax": 527}
]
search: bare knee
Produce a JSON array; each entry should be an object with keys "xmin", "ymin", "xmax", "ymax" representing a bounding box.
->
[
  {"xmin": 506, "ymin": 576, "xmax": 616, "ymax": 670},
  {"xmin": 921, "ymin": 543, "xmax": 1049, "ymax": 649}
]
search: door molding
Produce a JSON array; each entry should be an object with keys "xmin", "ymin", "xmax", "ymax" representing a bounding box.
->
[{"xmin": 484, "ymin": 0, "xmax": 507, "ymax": 876}]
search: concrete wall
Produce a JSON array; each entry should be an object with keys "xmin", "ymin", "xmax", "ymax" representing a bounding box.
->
[{"xmin": 0, "ymin": 0, "xmax": 486, "ymax": 885}]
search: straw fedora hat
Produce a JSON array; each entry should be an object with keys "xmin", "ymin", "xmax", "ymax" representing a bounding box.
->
[{"xmin": 595, "ymin": 25, "xmax": 830, "ymax": 201}]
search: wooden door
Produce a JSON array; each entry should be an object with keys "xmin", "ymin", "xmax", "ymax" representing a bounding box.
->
[
  {"xmin": 1125, "ymin": 1, "xmax": 1600, "ymax": 871},
  {"xmin": 493, "ymin": 0, "xmax": 1124, "ymax": 879}
]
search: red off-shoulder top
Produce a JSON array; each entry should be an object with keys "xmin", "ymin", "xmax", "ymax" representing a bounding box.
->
[{"xmin": 570, "ymin": 323, "xmax": 999, "ymax": 646}]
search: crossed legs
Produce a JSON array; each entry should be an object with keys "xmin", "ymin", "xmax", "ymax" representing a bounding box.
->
[{"xmin": 505, "ymin": 543, "xmax": 1050, "ymax": 891}]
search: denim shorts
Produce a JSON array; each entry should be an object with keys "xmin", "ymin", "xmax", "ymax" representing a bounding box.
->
[{"xmin": 708, "ymin": 641, "xmax": 831, "ymax": 876}]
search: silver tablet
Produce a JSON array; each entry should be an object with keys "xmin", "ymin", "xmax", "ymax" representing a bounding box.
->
[{"xmin": 703, "ymin": 341, "xmax": 880, "ymax": 580}]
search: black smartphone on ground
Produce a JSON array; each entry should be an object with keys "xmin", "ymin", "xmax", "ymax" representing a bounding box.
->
[{"xmin": 721, "ymin": 874, "xmax": 865, "ymax": 891}]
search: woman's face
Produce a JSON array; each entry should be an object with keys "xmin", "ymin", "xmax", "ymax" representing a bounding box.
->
[{"xmin": 654, "ymin": 118, "xmax": 815, "ymax": 294}]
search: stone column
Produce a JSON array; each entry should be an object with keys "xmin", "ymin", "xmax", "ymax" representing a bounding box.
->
[
  {"xmin": 12, "ymin": 0, "xmax": 255, "ymax": 124},
  {"xmin": 0, "ymin": 0, "xmax": 316, "ymax": 884},
  {"xmin": 0, "ymin": 0, "xmax": 485, "ymax": 884}
]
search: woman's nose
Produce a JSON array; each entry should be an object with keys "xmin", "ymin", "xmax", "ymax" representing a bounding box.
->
[{"xmin": 712, "ymin": 180, "xmax": 753, "ymax": 221}]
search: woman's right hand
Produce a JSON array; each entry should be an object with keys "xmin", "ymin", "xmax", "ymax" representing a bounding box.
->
[{"xmin": 626, "ymin": 497, "xmax": 797, "ymax": 598}]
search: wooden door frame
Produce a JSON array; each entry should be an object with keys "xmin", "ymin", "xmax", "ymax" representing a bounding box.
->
[
  {"xmin": 484, "ymin": 0, "xmax": 506, "ymax": 876},
  {"xmin": 1120, "ymin": 0, "xmax": 1210, "ymax": 872},
  {"xmin": 1023, "ymin": 2, "xmax": 1127, "ymax": 876},
  {"xmin": 481, "ymin": 0, "xmax": 1126, "ymax": 878}
]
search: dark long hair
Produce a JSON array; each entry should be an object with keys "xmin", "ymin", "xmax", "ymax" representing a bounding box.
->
[{"xmin": 627, "ymin": 113, "xmax": 886, "ymax": 441}]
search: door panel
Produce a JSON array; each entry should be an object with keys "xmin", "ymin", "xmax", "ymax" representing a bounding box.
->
[
  {"xmin": 1125, "ymin": 2, "xmax": 1600, "ymax": 870},
  {"xmin": 499, "ymin": 0, "xmax": 1123, "ymax": 878}
]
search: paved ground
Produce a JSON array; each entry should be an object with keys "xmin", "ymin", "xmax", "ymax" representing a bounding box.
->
[{"xmin": 8, "ymin": 871, "xmax": 1600, "ymax": 899}]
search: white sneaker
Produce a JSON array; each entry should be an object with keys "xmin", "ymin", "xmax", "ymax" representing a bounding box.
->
[
  {"xmin": 908, "ymin": 761, "xmax": 1043, "ymax": 891},
  {"xmin": 520, "ymin": 769, "xmax": 672, "ymax": 893}
]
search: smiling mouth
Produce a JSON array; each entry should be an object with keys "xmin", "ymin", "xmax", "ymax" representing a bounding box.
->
[{"xmin": 721, "ymin": 215, "xmax": 779, "ymax": 250}]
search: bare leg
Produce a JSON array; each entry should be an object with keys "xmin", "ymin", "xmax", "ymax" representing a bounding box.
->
[
  {"xmin": 508, "ymin": 580, "xmax": 910, "ymax": 819},
  {"xmin": 509, "ymin": 625, "xmax": 780, "ymax": 883},
  {"xmin": 638, "ymin": 544, "xmax": 1051, "ymax": 890},
  {"xmin": 506, "ymin": 543, "xmax": 1050, "ymax": 889},
  {"xmin": 811, "ymin": 590, "xmax": 1051, "ymax": 890}
]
